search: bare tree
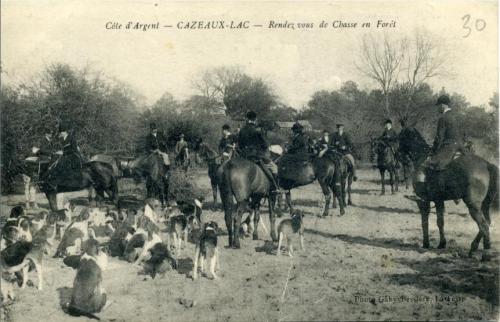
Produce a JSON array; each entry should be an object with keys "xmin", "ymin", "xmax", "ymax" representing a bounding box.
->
[
  {"xmin": 355, "ymin": 33, "xmax": 407, "ymax": 117},
  {"xmin": 192, "ymin": 66, "xmax": 244, "ymax": 113}
]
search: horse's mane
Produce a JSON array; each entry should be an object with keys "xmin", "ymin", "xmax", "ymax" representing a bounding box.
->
[{"xmin": 200, "ymin": 143, "xmax": 219, "ymax": 160}]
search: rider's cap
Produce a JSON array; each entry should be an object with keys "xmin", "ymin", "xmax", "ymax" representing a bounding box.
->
[
  {"xmin": 150, "ymin": 122, "xmax": 158, "ymax": 130},
  {"xmin": 385, "ymin": 119, "xmax": 392, "ymax": 124},
  {"xmin": 246, "ymin": 111, "xmax": 257, "ymax": 121},
  {"xmin": 291, "ymin": 122, "xmax": 304, "ymax": 132},
  {"xmin": 222, "ymin": 124, "xmax": 231, "ymax": 130},
  {"xmin": 322, "ymin": 129, "xmax": 329, "ymax": 133},
  {"xmin": 435, "ymin": 94, "xmax": 451, "ymax": 106},
  {"xmin": 179, "ymin": 133, "xmax": 185, "ymax": 138},
  {"xmin": 336, "ymin": 123, "xmax": 344, "ymax": 128}
]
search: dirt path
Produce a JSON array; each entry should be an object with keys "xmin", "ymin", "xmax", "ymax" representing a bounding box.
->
[{"xmin": 1, "ymin": 168, "xmax": 498, "ymax": 321}]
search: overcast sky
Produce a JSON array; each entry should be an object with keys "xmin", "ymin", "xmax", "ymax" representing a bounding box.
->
[{"xmin": 1, "ymin": 0, "xmax": 498, "ymax": 109}]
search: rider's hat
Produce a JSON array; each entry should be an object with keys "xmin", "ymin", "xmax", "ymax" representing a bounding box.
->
[
  {"xmin": 150, "ymin": 122, "xmax": 158, "ymax": 130},
  {"xmin": 246, "ymin": 111, "xmax": 257, "ymax": 121},
  {"xmin": 291, "ymin": 122, "xmax": 304, "ymax": 132},
  {"xmin": 222, "ymin": 124, "xmax": 231, "ymax": 130},
  {"xmin": 179, "ymin": 133, "xmax": 185, "ymax": 138},
  {"xmin": 336, "ymin": 123, "xmax": 344, "ymax": 128},
  {"xmin": 385, "ymin": 119, "xmax": 392, "ymax": 124},
  {"xmin": 435, "ymin": 94, "xmax": 451, "ymax": 106}
]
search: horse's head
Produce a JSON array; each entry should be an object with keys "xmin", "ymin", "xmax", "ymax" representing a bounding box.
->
[{"xmin": 198, "ymin": 142, "xmax": 218, "ymax": 162}]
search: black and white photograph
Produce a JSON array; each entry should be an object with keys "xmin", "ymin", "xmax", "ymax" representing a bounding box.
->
[{"xmin": 1, "ymin": 1, "xmax": 499, "ymax": 321}]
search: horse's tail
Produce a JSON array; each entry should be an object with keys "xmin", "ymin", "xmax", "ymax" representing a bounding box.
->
[{"xmin": 486, "ymin": 162, "xmax": 499, "ymax": 212}]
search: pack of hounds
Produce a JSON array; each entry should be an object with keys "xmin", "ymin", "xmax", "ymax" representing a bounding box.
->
[{"xmin": 0, "ymin": 199, "xmax": 305, "ymax": 319}]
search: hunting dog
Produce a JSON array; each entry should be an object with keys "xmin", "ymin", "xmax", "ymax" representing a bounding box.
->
[
  {"xmin": 0, "ymin": 212, "xmax": 58, "ymax": 293},
  {"xmin": 277, "ymin": 210, "xmax": 305, "ymax": 257},
  {"xmin": 66, "ymin": 238, "xmax": 108, "ymax": 320},
  {"xmin": 192, "ymin": 221, "xmax": 219, "ymax": 280},
  {"xmin": 123, "ymin": 215, "xmax": 162, "ymax": 264},
  {"xmin": 55, "ymin": 208, "xmax": 96, "ymax": 258}
]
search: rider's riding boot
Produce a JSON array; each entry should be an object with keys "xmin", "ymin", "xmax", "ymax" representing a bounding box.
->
[{"xmin": 270, "ymin": 173, "xmax": 283, "ymax": 194}]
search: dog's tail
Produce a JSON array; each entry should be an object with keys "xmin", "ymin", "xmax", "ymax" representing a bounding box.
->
[{"xmin": 67, "ymin": 305, "xmax": 101, "ymax": 320}]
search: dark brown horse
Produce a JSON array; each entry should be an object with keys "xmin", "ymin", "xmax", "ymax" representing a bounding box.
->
[
  {"xmin": 277, "ymin": 151, "xmax": 347, "ymax": 217},
  {"xmin": 119, "ymin": 153, "xmax": 170, "ymax": 206},
  {"xmin": 29, "ymin": 160, "xmax": 118, "ymax": 211},
  {"xmin": 370, "ymin": 138, "xmax": 399, "ymax": 194},
  {"xmin": 219, "ymin": 157, "xmax": 277, "ymax": 248},
  {"xmin": 405, "ymin": 130, "xmax": 498, "ymax": 257}
]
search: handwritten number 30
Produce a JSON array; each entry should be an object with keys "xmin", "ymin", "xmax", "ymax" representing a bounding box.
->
[{"xmin": 462, "ymin": 14, "xmax": 486, "ymax": 38}]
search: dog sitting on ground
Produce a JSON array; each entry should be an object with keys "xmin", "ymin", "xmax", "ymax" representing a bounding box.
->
[
  {"xmin": 66, "ymin": 238, "xmax": 108, "ymax": 320},
  {"xmin": 192, "ymin": 221, "xmax": 219, "ymax": 280},
  {"xmin": 143, "ymin": 242, "xmax": 176, "ymax": 278},
  {"xmin": 0, "ymin": 212, "xmax": 58, "ymax": 292},
  {"xmin": 277, "ymin": 210, "xmax": 305, "ymax": 257}
]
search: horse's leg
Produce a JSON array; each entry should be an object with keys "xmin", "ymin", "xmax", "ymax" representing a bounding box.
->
[
  {"xmin": 211, "ymin": 179, "xmax": 218, "ymax": 204},
  {"xmin": 380, "ymin": 169, "xmax": 385, "ymax": 195},
  {"xmin": 347, "ymin": 174, "xmax": 353, "ymax": 206},
  {"xmin": 464, "ymin": 198, "xmax": 490, "ymax": 257},
  {"xmin": 253, "ymin": 203, "xmax": 261, "ymax": 240},
  {"xmin": 417, "ymin": 200, "xmax": 431, "ymax": 248},
  {"xmin": 233, "ymin": 201, "xmax": 247, "ymax": 249},
  {"xmin": 269, "ymin": 194, "xmax": 278, "ymax": 242},
  {"xmin": 394, "ymin": 167, "xmax": 399, "ymax": 192},
  {"xmin": 333, "ymin": 181, "xmax": 345, "ymax": 216},
  {"xmin": 46, "ymin": 192, "xmax": 58, "ymax": 211},
  {"xmin": 389, "ymin": 169, "xmax": 395, "ymax": 194},
  {"xmin": 319, "ymin": 181, "xmax": 331, "ymax": 217},
  {"xmin": 435, "ymin": 200, "xmax": 447, "ymax": 249},
  {"xmin": 341, "ymin": 173, "xmax": 347, "ymax": 207},
  {"xmin": 481, "ymin": 193, "xmax": 493, "ymax": 251},
  {"xmin": 285, "ymin": 191, "xmax": 293, "ymax": 214},
  {"xmin": 223, "ymin": 201, "xmax": 233, "ymax": 247}
]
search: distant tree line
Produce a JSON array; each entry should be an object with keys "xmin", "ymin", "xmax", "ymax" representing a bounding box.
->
[{"xmin": 1, "ymin": 62, "xmax": 498, "ymax": 193}]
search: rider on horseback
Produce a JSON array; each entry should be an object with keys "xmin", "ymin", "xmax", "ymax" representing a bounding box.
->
[
  {"xmin": 426, "ymin": 95, "xmax": 466, "ymax": 171},
  {"xmin": 44, "ymin": 122, "xmax": 85, "ymax": 188},
  {"xmin": 332, "ymin": 123, "xmax": 357, "ymax": 181},
  {"xmin": 237, "ymin": 111, "xmax": 281, "ymax": 194},
  {"xmin": 380, "ymin": 119, "xmax": 398, "ymax": 151},
  {"xmin": 146, "ymin": 122, "xmax": 170, "ymax": 175},
  {"xmin": 288, "ymin": 122, "xmax": 310, "ymax": 157},
  {"xmin": 219, "ymin": 124, "xmax": 237, "ymax": 161},
  {"xmin": 31, "ymin": 127, "xmax": 58, "ymax": 163}
]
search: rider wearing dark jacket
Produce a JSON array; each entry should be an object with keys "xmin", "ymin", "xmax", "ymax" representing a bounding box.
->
[
  {"xmin": 381, "ymin": 119, "xmax": 398, "ymax": 152},
  {"xmin": 288, "ymin": 123, "xmax": 310, "ymax": 155},
  {"xmin": 218, "ymin": 124, "xmax": 237, "ymax": 157},
  {"xmin": 47, "ymin": 123, "xmax": 84, "ymax": 188},
  {"xmin": 332, "ymin": 124, "xmax": 357, "ymax": 181},
  {"xmin": 238, "ymin": 111, "xmax": 280, "ymax": 193},
  {"xmin": 428, "ymin": 95, "xmax": 465, "ymax": 170}
]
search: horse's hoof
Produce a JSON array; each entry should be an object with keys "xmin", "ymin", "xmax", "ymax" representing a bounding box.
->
[
  {"xmin": 232, "ymin": 244, "xmax": 241, "ymax": 249},
  {"xmin": 380, "ymin": 192, "xmax": 385, "ymax": 195},
  {"xmin": 437, "ymin": 242, "xmax": 447, "ymax": 249},
  {"xmin": 422, "ymin": 243, "xmax": 430, "ymax": 249},
  {"xmin": 253, "ymin": 235, "xmax": 259, "ymax": 241},
  {"xmin": 348, "ymin": 201, "xmax": 353, "ymax": 206}
]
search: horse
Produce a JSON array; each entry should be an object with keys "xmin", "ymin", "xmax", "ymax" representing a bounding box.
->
[
  {"xmin": 196, "ymin": 142, "xmax": 225, "ymax": 203},
  {"xmin": 277, "ymin": 151, "xmax": 347, "ymax": 217},
  {"xmin": 119, "ymin": 153, "xmax": 170, "ymax": 206},
  {"xmin": 404, "ymin": 129, "xmax": 498, "ymax": 257},
  {"xmin": 370, "ymin": 138, "xmax": 400, "ymax": 194},
  {"xmin": 219, "ymin": 157, "xmax": 278, "ymax": 248},
  {"xmin": 35, "ymin": 161, "xmax": 118, "ymax": 211}
]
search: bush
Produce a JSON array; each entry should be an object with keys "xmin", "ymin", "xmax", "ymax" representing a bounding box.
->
[{"xmin": 167, "ymin": 168, "xmax": 208, "ymax": 202}]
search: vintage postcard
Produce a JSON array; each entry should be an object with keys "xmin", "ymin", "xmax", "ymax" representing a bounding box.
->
[{"xmin": 1, "ymin": 0, "xmax": 498, "ymax": 321}]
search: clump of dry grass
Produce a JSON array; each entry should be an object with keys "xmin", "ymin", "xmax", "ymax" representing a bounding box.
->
[{"xmin": 167, "ymin": 169, "xmax": 208, "ymax": 202}]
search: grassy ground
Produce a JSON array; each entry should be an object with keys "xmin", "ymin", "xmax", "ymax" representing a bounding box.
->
[{"xmin": 1, "ymin": 167, "xmax": 498, "ymax": 321}]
